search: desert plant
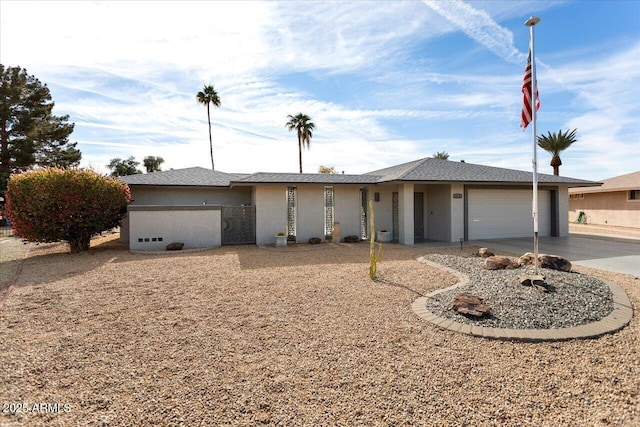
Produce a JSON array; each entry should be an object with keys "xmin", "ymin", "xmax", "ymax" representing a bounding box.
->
[
  {"xmin": 5, "ymin": 168, "xmax": 131, "ymax": 253},
  {"xmin": 369, "ymin": 200, "xmax": 382, "ymax": 279},
  {"xmin": 285, "ymin": 113, "xmax": 315, "ymax": 173}
]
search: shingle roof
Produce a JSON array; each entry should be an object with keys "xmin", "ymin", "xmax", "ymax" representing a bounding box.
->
[
  {"xmin": 367, "ymin": 157, "xmax": 600, "ymax": 186},
  {"xmin": 120, "ymin": 167, "xmax": 248, "ymax": 187},
  {"xmin": 232, "ymin": 172, "xmax": 380, "ymax": 185},
  {"xmin": 120, "ymin": 158, "xmax": 601, "ymax": 188},
  {"xmin": 569, "ymin": 170, "xmax": 640, "ymax": 194}
]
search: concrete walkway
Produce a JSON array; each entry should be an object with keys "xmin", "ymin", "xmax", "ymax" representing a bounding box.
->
[{"xmin": 416, "ymin": 233, "xmax": 640, "ymax": 277}]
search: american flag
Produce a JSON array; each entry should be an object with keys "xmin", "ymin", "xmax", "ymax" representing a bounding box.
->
[{"xmin": 520, "ymin": 47, "xmax": 540, "ymax": 130}]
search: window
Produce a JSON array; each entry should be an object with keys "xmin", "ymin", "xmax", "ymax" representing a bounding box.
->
[
  {"xmin": 360, "ymin": 188, "xmax": 368, "ymax": 239},
  {"xmin": 286, "ymin": 186, "xmax": 296, "ymax": 240},
  {"xmin": 324, "ymin": 186, "xmax": 334, "ymax": 236},
  {"xmin": 629, "ymin": 190, "xmax": 640, "ymax": 200}
]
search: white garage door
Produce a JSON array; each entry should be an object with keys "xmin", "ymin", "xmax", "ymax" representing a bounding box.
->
[{"xmin": 468, "ymin": 189, "xmax": 551, "ymax": 240}]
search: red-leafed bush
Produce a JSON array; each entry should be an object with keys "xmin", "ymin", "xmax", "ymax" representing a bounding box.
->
[{"xmin": 5, "ymin": 168, "xmax": 131, "ymax": 253}]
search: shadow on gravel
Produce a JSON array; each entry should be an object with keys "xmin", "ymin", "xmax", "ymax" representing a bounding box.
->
[
  {"xmin": 7, "ymin": 235, "xmax": 133, "ymax": 287},
  {"xmin": 233, "ymin": 242, "xmax": 430, "ymax": 270}
]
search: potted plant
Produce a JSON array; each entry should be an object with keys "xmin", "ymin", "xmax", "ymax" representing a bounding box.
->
[
  {"xmin": 324, "ymin": 234, "xmax": 333, "ymax": 243},
  {"xmin": 275, "ymin": 231, "xmax": 287, "ymax": 247},
  {"xmin": 376, "ymin": 229, "xmax": 391, "ymax": 242}
]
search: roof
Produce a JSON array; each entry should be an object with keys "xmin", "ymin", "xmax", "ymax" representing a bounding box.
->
[
  {"xmin": 366, "ymin": 157, "xmax": 600, "ymax": 186},
  {"xmin": 120, "ymin": 158, "xmax": 601, "ymax": 188},
  {"xmin": 569, "ymin": 170, "xmax": 640, "ymax": 194},
  {"xmin": 232, "ymin": 172, "xmax": 380, "ymax": 185},
  {"xmin": 120, "ymin": 167, "xmax": 248, "ymax": 187}
]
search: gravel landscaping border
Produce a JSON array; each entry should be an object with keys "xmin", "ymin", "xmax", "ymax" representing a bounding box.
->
[{"xmin": 412, "ymin": 255, "xmax": 633, "ymax": 341}]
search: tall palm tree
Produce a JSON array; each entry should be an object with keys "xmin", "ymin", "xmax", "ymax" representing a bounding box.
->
[
  {"xmin": 285, "ymin": 113, "xmax": 315, "ymax": 173},
  {"xmin": 537, "ymin": 128, "xmax": 577, "ymax": 176},
  {"xmin": 196, "ymin": 85, "xmax": 221, "ymax": 170}
]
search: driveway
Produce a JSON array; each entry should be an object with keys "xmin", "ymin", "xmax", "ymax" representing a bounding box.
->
[{"xmin": 416, "ymin": 234, "xmax": 640, "ymax": 277}]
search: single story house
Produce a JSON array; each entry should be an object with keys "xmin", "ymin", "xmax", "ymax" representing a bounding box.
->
[
  {"xmin": 568, "ymin": 170, "xmax": 640, "ymax": 228},
  {"xmin": 120, "ymin": 157, "xmax": 599, "ymax": 250}
]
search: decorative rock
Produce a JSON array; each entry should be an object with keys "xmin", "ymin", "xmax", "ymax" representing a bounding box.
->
[
  {"xmin": 343, "ymin": 235, "xmax": 360, "ymax": 243},
  {"xmin": 451, "ymin": 293, "xmax": 490, "ymax": 318},
  {"xmin": 519, "ymin": 274, "xmax": 545, "ymax": 286},
  {"xmin": 308, "ymin": 237, "xmax": 322, "ymax": 245},
  {"xmin": 483, "ymin": 256, "xmax": 519, "ymax": 270},
  {"xmin": 518, "ymin": 252, "xmax": 572, "ymax": 272},
  {"xmin": 166, "ymin": 242, "xmax": 184, "ymax": 251},
  {"xmin": 540, "ymin": 254, "xmax": 572, "ymax": 272},
  {"xmin": 477, "ymin": 248, "xmax": 495, "ymax": 258}
]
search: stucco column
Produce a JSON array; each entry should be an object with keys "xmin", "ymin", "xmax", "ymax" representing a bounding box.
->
[{"xmin": 398, "ymin": 183, "xmax": 414, "ymax": 245}]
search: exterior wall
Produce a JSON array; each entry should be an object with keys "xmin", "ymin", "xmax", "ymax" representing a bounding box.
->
[
  {"xmin": 254, "ymin": 184, "xmax": 368, "ymax": 245},
  {"xmin": 128, "ymin": 206, "xmax": 221, "ymax": 251},
  {"xmin": 121, "ymin": 185, "xmax": 251, "ymax": 244},
  {"xmin": 568, "ymin": 190, "xmax": 640, "ymax": 228},
  {"xmin": 450, "ymin": 184, "xmax": 465, "ymax": 242},
  {"xmin": 129, "ymin": 186, "xmax": 252, "ymax": 206},
  {"xmin": 255, "ymin": 186, "xmax": 288, "ymax": 246},
  {"xmin": 371, "ymin": 186, "xmax": 395, "ymax": 237},
  {"xmin": 334, "ymin": 186, "xmax": 366, "ymax": 240},
  {"xmin": 296, "ymin": 186, "xmax": 325, "ymax": 243},
  {"xmin": 426, "ymin": 184, "xmax": 451, "ymax": 241}
]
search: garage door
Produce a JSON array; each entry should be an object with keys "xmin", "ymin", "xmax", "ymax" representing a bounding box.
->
[{"xmin": 468, "ymin": 189, "xmax": 551, "ymax": 240}]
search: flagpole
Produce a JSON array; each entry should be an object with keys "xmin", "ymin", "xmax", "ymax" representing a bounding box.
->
[{"xmin": 526, "ymin": 16, "xmax": 541, "ymax": 275}]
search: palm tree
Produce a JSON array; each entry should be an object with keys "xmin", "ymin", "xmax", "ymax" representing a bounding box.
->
[
  {"xmin": 433, "ymin": 151, "xmax": 449, "ymax": 160},
  {"xmin": 537, "ymin": 128, "xmax": 577, "ymax": 176},
  {"xmin": 196, "ymin": 85, "xmax": 221, "ymax": 170},
  {"xmin": 285, "ymin": 113, "xmax": 315, "ymax": 173}
]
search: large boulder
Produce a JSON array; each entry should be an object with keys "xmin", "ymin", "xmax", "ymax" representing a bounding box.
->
[
  {"xmin": 483, "ymin": 256, "xmax": 519, "ymax": 270},
  {"xmin": 451, "ymin": 293, "xmax": 490, "ymax": 318},
  {"xmin": 518, "ymin": 252, "xmax": 572, "ymax": 272},
  {"xmin": 477, "ymin": 247, "xmax": 495, "ymax": 258}
]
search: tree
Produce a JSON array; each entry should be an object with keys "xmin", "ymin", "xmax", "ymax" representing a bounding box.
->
[
  {"xmin": 107, "ymin": 157, "xmax": 141, "ymax": 176},
  {"xmin": 318, "ymin": 165, "xmax": 336, "ymax": 174},
  {"xmin": 196, "ymin": 84, "xmax": 221, "ymax": 170},
  {"xmin": 0, "ymin": 64, "xmax": 80, "ymax": 192},
  {"xmin": 433, "ymin": 151, "xmax": 449, "ymax": 160},
  {"xmin": 5, "ymin": 168, "xmax": 131, "ymax": 253},
  {"xmin": 143, "ymin": 156, "xmax": 164, "ymax": 173},
  {"xmin": 537, "ymin": 129, "xmax": 577, "ymax": 176},
  {"xmin": 286, "ymin": 113, "xmax": 315, "ymax": 173}
]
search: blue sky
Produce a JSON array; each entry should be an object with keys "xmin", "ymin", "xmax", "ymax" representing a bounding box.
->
[{"xmin": 1, "ymin": 0, "xmax": 638, "ymax": 181}]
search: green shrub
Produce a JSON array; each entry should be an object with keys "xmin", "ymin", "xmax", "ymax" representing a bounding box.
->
[{"xmin": 5, "ymin": 168, "xmax": 131, "ymax": 253}]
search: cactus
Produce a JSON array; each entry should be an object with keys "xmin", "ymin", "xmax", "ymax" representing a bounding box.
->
[{"xmin": 369, "ymin": 200, "xmax": 383, "ymax": 279}]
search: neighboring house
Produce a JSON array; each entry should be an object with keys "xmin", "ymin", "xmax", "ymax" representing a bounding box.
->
[
  {"xmin": 568, "ymin": 170, "xmax": 640, "ymax": 228},
  {"xmin": 120, "ymin": 158, "xmax": 598, "ymax": 250}
]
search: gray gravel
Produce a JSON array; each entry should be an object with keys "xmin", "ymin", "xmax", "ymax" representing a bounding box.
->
[{"xmin": 422, "ymin": 253, "xmax": 614, "ymax": 329}]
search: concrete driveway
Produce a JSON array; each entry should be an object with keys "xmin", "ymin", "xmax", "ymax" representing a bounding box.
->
[{"xmin": 416, "ymin": 235, "xmax": 640, "ymax": 277}]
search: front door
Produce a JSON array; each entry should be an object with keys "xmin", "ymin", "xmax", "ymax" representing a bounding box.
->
[{"xmin": 414, "ymin": 192, "xmax": 424, "ymax": 239}]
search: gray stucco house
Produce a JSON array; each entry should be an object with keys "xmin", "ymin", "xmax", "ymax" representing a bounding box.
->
[{"xmin": 120, "ymin": 157, "xmax": 598, "ymax": 250}]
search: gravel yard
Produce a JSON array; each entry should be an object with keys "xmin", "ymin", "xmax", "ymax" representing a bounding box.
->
[{"xmin": 1, "ymin": 235, "xmax": 638, "ymax": 426}]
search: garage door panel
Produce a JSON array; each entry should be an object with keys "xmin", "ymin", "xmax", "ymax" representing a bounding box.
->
[{"xmin": 468, "ymin": 189, "xmax": 550, "ymax": 240}]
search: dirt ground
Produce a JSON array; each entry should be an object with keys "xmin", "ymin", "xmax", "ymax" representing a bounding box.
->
[{"xmin": 0, "ymin": 234, "xmax": 638, "ymax": 426}]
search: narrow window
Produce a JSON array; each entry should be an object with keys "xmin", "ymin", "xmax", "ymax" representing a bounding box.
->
[
  {"xmin": 287, "ymin": 186, "xmax": 297, "ymax": 240},
  {"xmin": 629, "ymin": 190, "xmax": 640, "ymax": 200},
  {"xmin": 360, "ymin": 188, "xmax": 368, "ymax": 239},
  {"xmin": 324, "ymin": 186, "xmax": 334, "ymax": 236}
]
